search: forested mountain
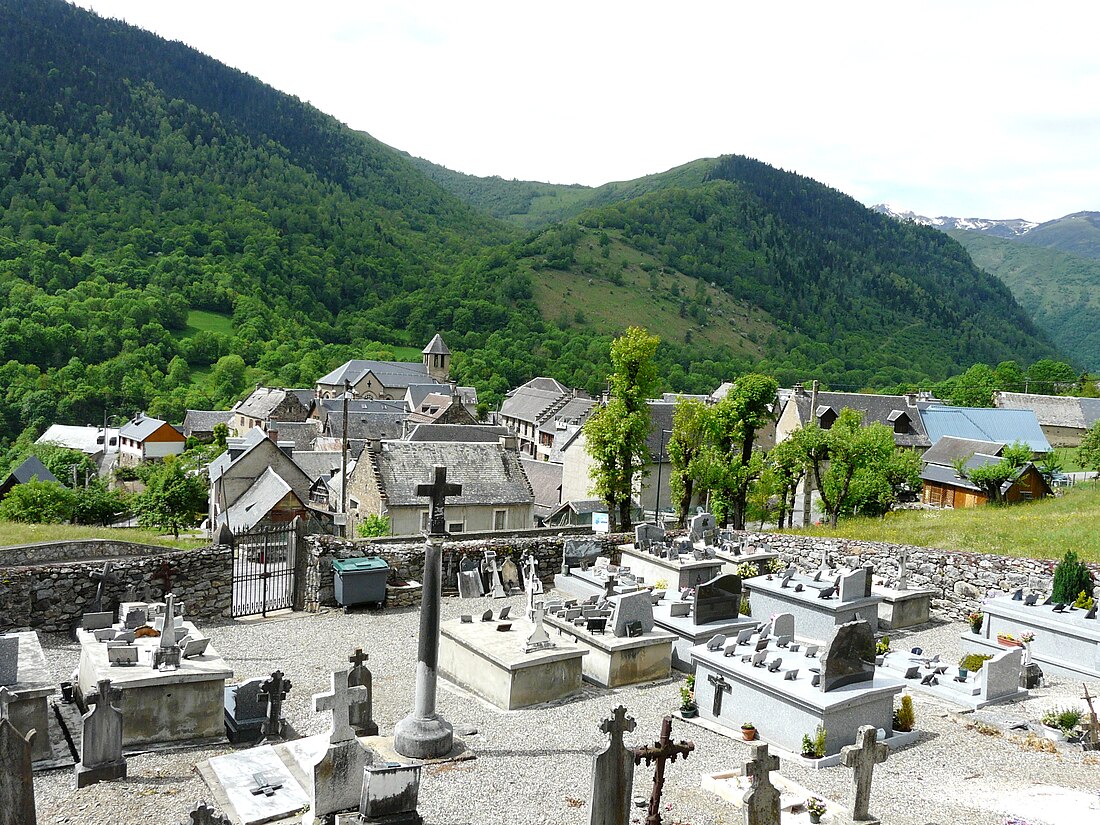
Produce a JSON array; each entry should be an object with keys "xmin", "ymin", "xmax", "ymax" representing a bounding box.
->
[
  {"xmin": 1015, "ymin": 211, "xmax": 1100, "ymax": 260},
  {"xmin": 947, "ymin": 231, "xmax": 1100, "ymax": 370},
  {"xmin": 0, "ymin": 0, "xmax": 1063, "ymax": 457}
]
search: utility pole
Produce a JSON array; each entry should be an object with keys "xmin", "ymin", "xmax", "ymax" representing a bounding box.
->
[
  {"xmin": 802, "ymin": 379, "xmax": 818, "ymax": 527},
  {"xmin": 341, "ymin": 379, "xmax": 350, "ymax": 536}
]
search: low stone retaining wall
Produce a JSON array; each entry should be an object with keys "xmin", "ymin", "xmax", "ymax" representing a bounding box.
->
[
  {"xmin": 0, "ymin": 539, "xmax": 176, "ymax": 567},
  {"xmin": 0, "ymin": 545, "xmax": 234, "ymax": 634},
  {"xmin": 304, "ymin": 533, "xmax": 628, "ymax": 610},
  {"xmin": 730, "ymin": 530, "xmax": 1100, "ymax": 622},
  {"xmin": 385, "ymin": 580, "xmax": 423, "ymax": 609}
]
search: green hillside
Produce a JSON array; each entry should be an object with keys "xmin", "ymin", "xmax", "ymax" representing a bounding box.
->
[
  {"xmin": 1018, "ymin": 211, "xmax": 1100, "ymax": 260},
  {"xmin": 948, "ymin": 230, "xmax": 1100, "ymax": 370},
  {"xmin": 0, "ymin": 0, "xmax": 1064, "ymax": 457}
]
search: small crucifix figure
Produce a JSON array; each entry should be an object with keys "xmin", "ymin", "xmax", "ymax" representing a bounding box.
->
[
  {"xmin": 742, "ymin": 742, "xmax": 782, "ymax": 825},
  {"xmin": 415, "ymin": 464, "xmax": 462, "ymax": 536},
  {"xmin": 631, "ymin": 715, "xmax": 694, "ymax": 825},
  {"xmin": 188, "ymin": 802, "xmax": 232, "ymax": 825},
  {"xmin": 707, "ymin": 673, "xmax": 731, "ymax": 717},
  {"xmin": 259, "ymin": 670, "xmax": 292, "ymax": 740},
  {"xmin": 840, "ymin": 725, "xmax": 889, "ymax": 822},
  {"xmin": 89, "ymin": 562, "xmax": 118, "ymax": 614},
  {"xmin": 249, "ymin": 772, "xmax": 283, "ymax": 798},
  {"xmin": 313, "ymin": 668, "xmax": 370, "ymax": 745}
]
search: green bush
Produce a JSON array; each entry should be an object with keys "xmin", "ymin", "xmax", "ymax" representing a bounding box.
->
[
  {"xmin": 1073, "ymin": 589, "xmax": 1095, "ymax": 610},
  {"xmin": 0, "ymin": 479, "xmax": 75, "ymax": 523},
  {"xmin": 1052, "ymin": 550, "xmax": 1093, "ymax": 603},
  {"xmin": 959, "ymin": 653, "xmax": 994, "ymax": 672},
  {"xmin": 1041, "ymin": 706, "xmax": 1083, "ymax": 733},
  {"xmin": 893, "ymin": 694, "xmax": 915, "ymax": 732},
  {"xmin": 812, "ymin": 725, "xmax": 827, "ymax": 758},
  {"xmin": 356, "ymin": 514, "xmax": 391, "ymax": 538}
]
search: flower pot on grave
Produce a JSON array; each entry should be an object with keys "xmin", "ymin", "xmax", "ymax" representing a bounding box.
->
[
  {"xmin": 1042, "ymin": 725, "xmax": 1067, "ymax": 743},
  {"xmin": 958, "ymin": 667, "xmax": 968, "ymax": 681},
  {"xmin": 741, "ymin": 726, "xmax": 756, "ymax": 741},
  {"xmin": 997, "ymin": 635, "xmax": 1023, "ymax": 648},
  {"xmin": 970, "ymin": 625, "xmax": 982, "ymax": 634},
  {"xmin": 680, "ymin": 706, "xmax": 698, "ymax": 719},
  {"xmin": 809, "ymin": 813, "xmax": 823, "ymax": 824}
]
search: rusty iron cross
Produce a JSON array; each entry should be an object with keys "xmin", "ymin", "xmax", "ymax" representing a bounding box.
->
[
  {"xmin": 415, "ymin": 464, "xmax": 462, "ymax": 536},
  {"xmin": 632, "ymin": 715, "xmax": 694, "ymax": 825}
]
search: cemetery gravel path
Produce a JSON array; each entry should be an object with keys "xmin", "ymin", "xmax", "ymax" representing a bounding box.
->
[{"xmin": 32, "ymin": 595, "xmax": 1100, "ymax": 825}]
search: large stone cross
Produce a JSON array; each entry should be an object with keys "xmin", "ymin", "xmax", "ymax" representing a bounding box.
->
[
  {"xmin": 742, "ymin": 742, "xmax": 781, "ymax": 825},
  {"xmin": 897, "ymin": 547, "xmax": 910, "ymax": 591},
  {"xmin": 840, "ymin": 725, "xmax": 889, "ymax": 822},
  {"xmin": 89, "ymin": 562, "xmax": 118, "ymax": 613},
  {"xmin": 707, "ymin": 673, "xmax": 731, "ymax": 717},
  {"xmin": 632, "ymin": 715, "xmax": 694, "ymax": 825},
  {"xmin": 415, "ymin": 464, "xmax": 462, "ymax": 536},
  {"xmin": 313, "ymin": 668, "xmax": 369, "ymax": 744}
]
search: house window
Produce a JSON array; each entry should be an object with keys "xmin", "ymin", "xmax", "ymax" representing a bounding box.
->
[
  {"xmin": 448, "ymin": 522, "xmax": 464, "ymax": 533},
  {"xmin": 350, "ymin": 497, "xmax": 360, "ymax": 513},
  {"xmin": 493, "ymin": 509, "xmax": 507, "ymax": 530},
  {"xmin": 420, "ymin": 510, "xmax": 430, "ymax": 531}
]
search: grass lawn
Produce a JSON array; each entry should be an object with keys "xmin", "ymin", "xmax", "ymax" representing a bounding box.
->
[
  {"xmin": 176, "ymin": 309, "xmax": 234, "ymax": 339},
  {"xmin": 1052, "ymin": 446, "xmax": 1085, "ymax": 472},
  {"xmin": 0, "ymin": 523, "xmax": 206, "ymax": 551},
  {"xmin": 787, "ymin": 481, "xmax": 1100, "ymax": 563}
]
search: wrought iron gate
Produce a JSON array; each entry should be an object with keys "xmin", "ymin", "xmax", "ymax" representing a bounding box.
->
[{"xmin": 232, "ymin": 523, "xmax": 298, "ymax": 617}]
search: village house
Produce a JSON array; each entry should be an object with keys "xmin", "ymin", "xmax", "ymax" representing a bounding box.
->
[
  {"xmin": 35, "ymin": 424, "xmax": 120, "ymax": 473},
  {"xmin": 920, "ymin": 404, "xmax": 1051, "ymax": 454},
  {"xmin": 775, "ymin": 387, "xmax": 932, "ymax": 450},
  {"xmin": 118, "ymin": 413, "xmax": 186, "ymax": 466},
  {"xmin": 0, "ymin": 455, "xmax": 59, "ymax": 502},
  {"xmin": 314, "ymin": 335, "xmax": 451, "ymax": 400},
  {"xmin": 498, "ymin": 377, "xmax": 591, "ymax": 459},
  {"xmin": 519, "ymin": 457, "xmax": 563, "ymax": 525},
  {"xmin": 229, "ymin": 387, "xmax": 313, "ymax": 436},
  {"xmin": 207, "ymin": 429, "xmax": 312, "ymax": 534},
  {"xmin": 993, "ymin": 391, "xmax": 1100, "ymax": 448},
  {"xmin": 920, "ymin": 436, "xmax": 1051, "ymax": 508},
  {"xmin": 344, "ymin": 438, "xmax": 534, "ymax": 536},
  {"xmin": 181, "ymin": 410, "xmax": 233, "ymax": 443}
]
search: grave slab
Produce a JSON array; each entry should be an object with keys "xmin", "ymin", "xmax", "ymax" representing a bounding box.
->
[
  {"xmin": 619, "ymin": 545, "xmax": 724, "ymax": 591},
  {"xmin": 747, "ymin": 573, "xmax": 882, "ymax": 644},
  {"xmin": 873, "ymin": 585, "xmax": 936, "ymax": 631},
  {"xmin": 651, "ymin": 601, "xmax": 756, "ymax": 673},
  {"xmin": 3, "ymin": 631, "xmax": 56, "ymax": 763},
  {"xmin": 206, "ymin": 744, "xmax": 311, "ymax": 825},
  {"xmin": 438, "ymin": 618, "xmax": 587, "ymax": 710},
  {"xmin": 542, "ymin": 613, "xmax": 675, "ymax": 688}
]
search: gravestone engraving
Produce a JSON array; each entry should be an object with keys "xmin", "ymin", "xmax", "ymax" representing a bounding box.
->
[
  {"xmin": 693, "ymin": 574, "xmax": 742, "ymax": 626},
  {"xmin": 609, "ymin": 591, "xmax": 655, "ymax": 637},
  {"xmin": 76, "ymin": 678, "xmax": 126, "ymax": 787},
  {"xmin": 742, "ymin": 742, "xmax": 781, "ymax": 825},
  {"xmin": 590, "ymin": 706, "xmax": 636, "ymax": 825},
  {"xmin": 840, "ymin": 725, "xmax": 888, "ymax": 823},
  {"xmin": 818, "ymin": 619, "xmax": 876, "ymax": 692},
  {"xmin": 632, "ymin": 716, "xmax": 694, "ymax": 825},
  {"xmin": 348, "ymin": 648, "xmax": 378, "ymax": 736},
  {"xmin": 0, "ymin": 686, "xmax": 36, "ymax": 825},
  {"xmin": 706, "ymin": 634, "xmax": 726, "ymax": 652},
  {"xmin": 107, "ymin": 645, "xmax": 138, "ymax": 666},
  {"xmin": 249, "ymin": 772, "xmax": 282, "ymax": 797}
]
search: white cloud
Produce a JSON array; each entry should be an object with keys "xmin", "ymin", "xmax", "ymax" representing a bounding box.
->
[{"xmin": 71, "ymin": 0, "xmax": 1100, "ymax": 221}]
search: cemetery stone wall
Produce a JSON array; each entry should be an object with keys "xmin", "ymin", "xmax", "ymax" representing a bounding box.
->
[
  {"xmin": 0, "ymin": 544, "xmax": 233, "ymax": 633},
  {"xmin": 731, "ymin": 531, "xmax": 1100, "ymax": 621},
  {"xmin": 304, "ymin": 532, "xmax": 629, "ymax": 610}
]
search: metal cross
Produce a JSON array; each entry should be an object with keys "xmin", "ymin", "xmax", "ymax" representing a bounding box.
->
[
  {"xmin": 632, "ymin": 715, "xmax": 694, "ymax": 825},
  {"xmin": 89, "ymin": 562, "xmax": 118, "ymax": 613},
  {"xmin": 348, "ymin": 648, "xmax": 369, "ymax": 670},
  {"xmin": 840, "ymin": 725, "xmax": 889, "ymax": 822},
  {"xmin": 249, "ymin": 772, "xmax": 283, "ymax": 797},
  {"xmin": 259, "ymin": 670, "xmax": 291, "ymax": 739},
  {"xmin": 313, "ymin": 668, "xmax": 369, "ymax": 744},
  {"xmin": 415, "ymin": 464, "xmax": 462, "ymax": 536},
  {"xmin": 707, "ymin": 673, "xmax": 731, "ymax": 717}
]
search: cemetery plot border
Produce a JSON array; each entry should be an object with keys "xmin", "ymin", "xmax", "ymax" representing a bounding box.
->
[{"xmin": 232, "ymin": 524, "xmax": 301, "ymax": 618}]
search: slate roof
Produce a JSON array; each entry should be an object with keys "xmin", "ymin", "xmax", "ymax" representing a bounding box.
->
[
  {"xmin": 8, "ymin": 455, "xmax": 59, "ymax": 485},
  {"xmin": 537, "ymin": 397, "xmax": 595, "ymax": 436},
  {"xmin": 422, "ymin": 334, "xmax": 450, "ymax": 355},
  {"xmin": 182, "ymin": 410, "xmax": 233, "ymax": 437},
  {"xmin": 520, "ymin": 458, "xmax": 563, "ymax": 516},
  {"xmin": 316, "ymin": 359, "xmax": 431, "ymax": 389},
  {"xmin": 268, "ymin": 420, "xmax": 320, "ymax": 452},
  {"xmin": 789, "ymin": 391, "xmax": 930, "ymax": 448},
  {"xmin": 921, "ymin": 405, "xmax": 1051, "ymax": 453},
  {"xmin": 291, "ymin": 450, "xmax": 343, "ymax": 483},
  {"xmin": 372, "ymin": 441, "xmax": 534, "ymax": 507},
  {"xmin": 208, "ymin": 428, "xmax": 268, "ymax": 482},
  {"xmin": 516, "ymin": 377, "xmax": 569, "ymax": 395},
  {"xmin": 233, "ymin": 388, "xmax": 312, "ymax": 421},
  {"xmin": 216, "ymin": 467, "xmax": 301, "ymax": 533},
  {"xmin": 920, "ymin": 453, "xmax": 1042, "ymax": 496},
  {"xmin": 500, "ymin": 385, "xmax": 567, "ymax": 425},
  {"xmin": 994, "ymin": 392, "xmax": 1100, "ymax": 430},
  {"xmin": 405, "ymin": 424, "xmax": 512, "ymax": 443},
  {"xmin": 119, "ymin": 413, "xmax": 178, "ymax": 442},
  {"xmin": 323, "ymin": 411, "xmax": 409, "ymax": 441},
  {"xmin": 921, "ymin": 436, "xmax": 1006, "ymax": 468}
]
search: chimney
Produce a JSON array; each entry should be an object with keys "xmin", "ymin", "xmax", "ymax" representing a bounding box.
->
[
  {"xmin": 793, "ymin": 383, "xmax": 805, "ymax": 396},
  {"xmin": 905, "ymin": 392, "xmax": 918, "ymax": 406},
  {"xmin": 227, "ymin": 437, "xmax": 246, "ymax": 460},
  {"xmin": 500, "ymin": 435, "xmax": 519, "ymax": 452},
  {"xmin": 277, "ymin": 440, "xmax": 294, "ymax": 459},
  {"xmin": 367, "ymin": 438, "xmax": 382, "ymax": 455}
]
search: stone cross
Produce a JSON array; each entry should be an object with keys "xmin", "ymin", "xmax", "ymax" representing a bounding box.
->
[
  {"xmin": 742, "ymin": 742, "xmax": 781, "ymax": 825},
  {"xmin": 313, "ymin": 669, "xmax": 369, "ymax": 745},
  {"xmin": 707, "ymin": 673, "xmax": 732, "ymax": 717},
  {"xmin": 525, "ymin": 553, "xmax": 543, "ymax": 594},
  {"xmin": 249, "ymin": 773, "xmax": 283, "ymax": 797},
  {"xmin": 0, "ymin": 685, "xmax": 37, "ymax": 825},
  {"xmin": 76, "ymin": 677, "xmax": 126, "ymax": 787},
  {"xmin": 89, "ymin": 562, "xmax": 118, "ymax": 614},
  {"xmin": 186, "ymin": 802, "xmax": 232, "ymax": 825},
  {"xmin": 415, "ymin": 464, "xmax": 462, "ymax": 536},
  {"xmin": 896, "ymin": 547, "xmax": 910, "ymax": 591},
  {"xmin": 394, "ymin": 465, "xmax": 460, "ymax": 760},
  {"xmin": 259, "ymin": 670, "xmax": 292, "ymax": 740},
  {"xmin": 632, "ymin": 715, "xmax": 694, "ymax": 825},
  {"xmin": 840, "ymin": 725, "xmax": 889, "ymax": 822},
  {"xmin": 590, "ymin": 705, "xmax": 637, "ymax": 825},
  {"xmin": 347, "ymin": 648, "xmax": 378, "ymax": 736}
]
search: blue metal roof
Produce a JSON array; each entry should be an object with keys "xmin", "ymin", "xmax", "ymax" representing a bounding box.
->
[{"xmin": 920, "ymin": 406, "xmax": 1051, "ymax": 453}]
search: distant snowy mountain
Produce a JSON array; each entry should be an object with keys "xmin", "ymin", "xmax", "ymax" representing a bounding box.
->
[{"xmin": 871, "ymin": 204, "xmax": 1039, "ymax": 239}]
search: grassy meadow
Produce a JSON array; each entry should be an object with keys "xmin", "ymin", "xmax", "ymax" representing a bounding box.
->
[
  {"xmin": 788, "ymin": 481, "xmax": 1100, "ymax": 562},
  {"xmin": 0, "ymin": 523, "xmax": 205, "ymax": 551}
]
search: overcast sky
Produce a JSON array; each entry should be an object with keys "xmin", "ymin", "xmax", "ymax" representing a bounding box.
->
[{"xmin": 73, "ymin": 1, "xmax": 1100, "ymax": 222}]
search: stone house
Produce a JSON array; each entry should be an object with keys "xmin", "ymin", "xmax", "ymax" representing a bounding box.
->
[
  {"xmin": 230, "ymin": 387, "xmax": 313, "ymax": 436},
  {"xmin": 315, "ymin": 335, "xmax": 452, "ymax": 400},
  {"xmin": 775, "ymin": 387, "xmax": 931, "ymax": 450},
  {"xmin": 214, "ymin": 466, "xmax": 307, "ymax": 533},
  {"xmin": 207, "ymin": 429, "xmax": 312, "ymax": 533},
  {"xmin": 499, "ymin": 377, "xmax": 592, "ymax": 460},
  {"xmin": 118, "ymin": 413, "xmax": 186, "ymax": 466},
  {"xmin": 344, "ymin": 439, "xmax": 534, "ymax": 536},
  {"xmin": 181, "ymin": 410, "xmax": 233, "ymax": 443},
  {"xmin": 993, "ymin": 392, "xmax": 1100, "ymax": 448}
]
